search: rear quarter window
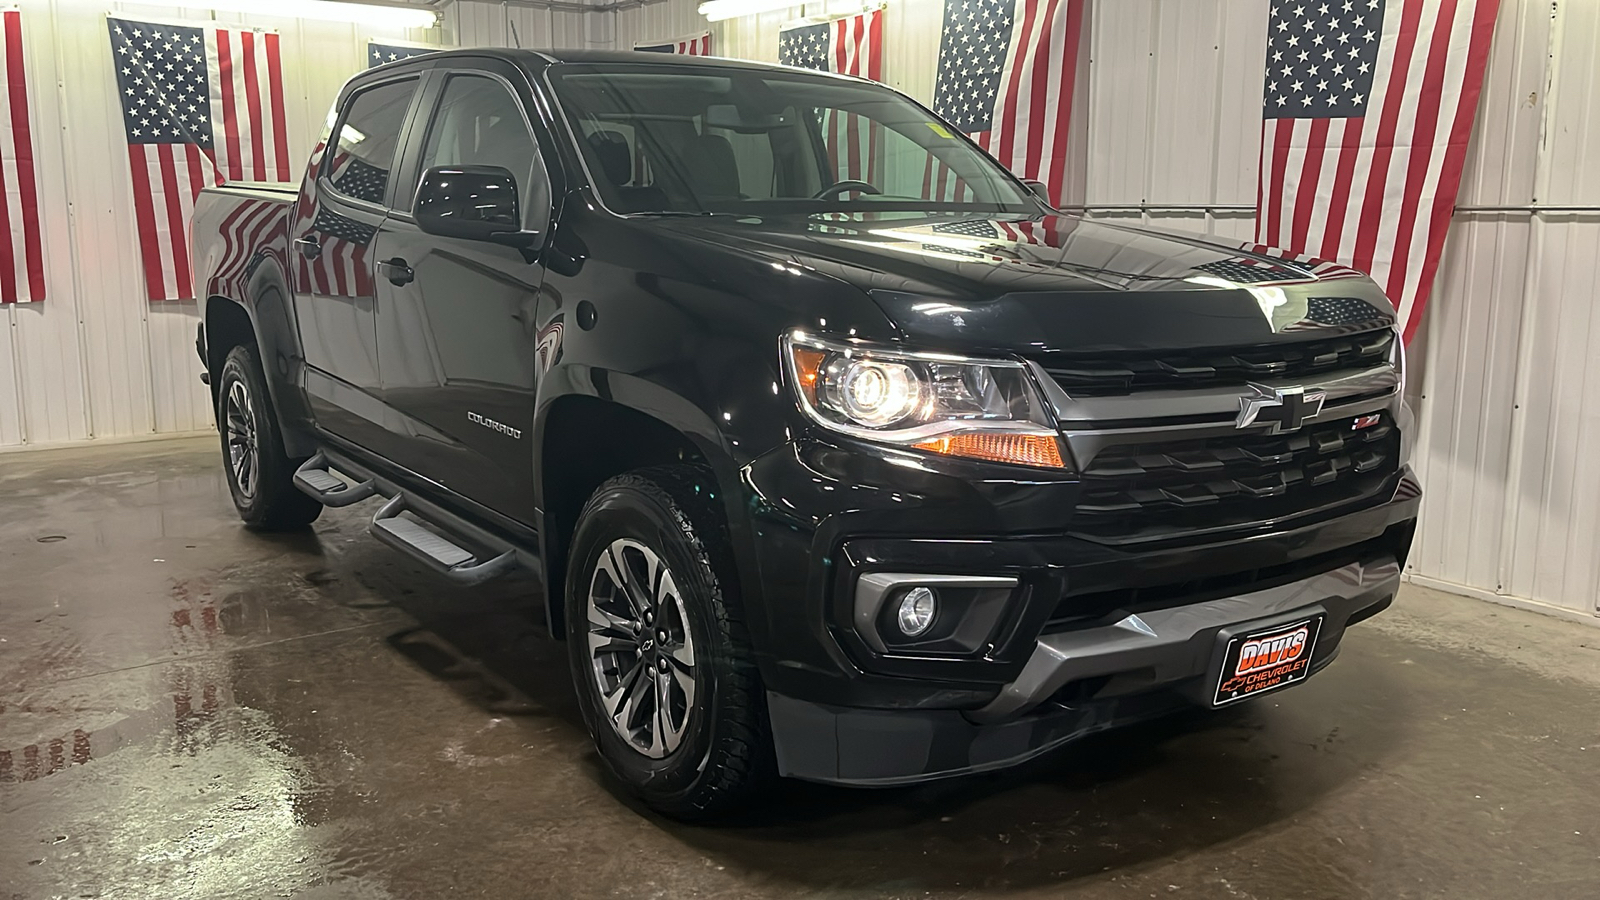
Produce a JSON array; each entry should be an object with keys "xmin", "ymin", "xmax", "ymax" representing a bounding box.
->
[{"xmin": 324, "ymin": 78, "xmax": 417, "ymax": 206}]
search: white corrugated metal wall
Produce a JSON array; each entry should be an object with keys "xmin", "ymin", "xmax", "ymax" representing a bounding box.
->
[
  {"xmin": 443, "ymin": 0, "xmax": 589, "ymax": 49},
  {"xmin": 0, "ymin": 1, "xmax": 442, "ymax": 451},
  {"xmin": 1411, "ymin": 0, "xmax": 1600, "ymax": 619},
  {"xmin": 7, "ymin": 0, "xmax": 1598, "ymax": 617}
]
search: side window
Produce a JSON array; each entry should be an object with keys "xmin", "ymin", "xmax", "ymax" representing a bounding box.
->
[
  {"xmin": 419, "ymin": 74, "xmax": 539, "ymax": 209},
  {"xmin": 325, "ymin": 78, "xmax": 417, "ymax": 205}
]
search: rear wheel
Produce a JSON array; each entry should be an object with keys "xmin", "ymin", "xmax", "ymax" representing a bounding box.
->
[
  {"xmin": 565, "ymin": 467, "xmax": 772, "ymax": 820},
  {"xmin": 216, "ymin": 343, "xmax": 322, "ymax": 530}
]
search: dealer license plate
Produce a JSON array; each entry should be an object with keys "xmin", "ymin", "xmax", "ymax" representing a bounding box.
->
[{"xmin": 1211, "ymin": 614, "xmax": 1325, "ymax": 707}]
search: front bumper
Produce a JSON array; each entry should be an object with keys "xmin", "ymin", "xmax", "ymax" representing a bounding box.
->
[
  {"xmin": 769, "ymin": 554, "xmax": 1399, "ymax": 786},
  {"xmin": 738, "ymin": 436, "xmax": 1420, "ymax": 786}
]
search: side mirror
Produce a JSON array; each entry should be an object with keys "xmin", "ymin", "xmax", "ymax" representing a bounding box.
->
[
  {"xmin": 414, "ymin": 165, "xmax": 537, "ymax": 247},
  {"xmin": 1022, "ymin": 179, "xmax": 1053, "ymax": 205}
]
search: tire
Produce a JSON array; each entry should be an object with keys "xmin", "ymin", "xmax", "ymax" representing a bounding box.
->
[
  {"xmin": 216, "ymin": 343, "xmax": 323, "ymax": 530},
  {"xmin": 565, "ymin": 466, "xmax": 772, "ymax": 820}
]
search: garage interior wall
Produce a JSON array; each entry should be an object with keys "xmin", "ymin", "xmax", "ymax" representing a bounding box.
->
[
  {"xmin": 5, "ymin": 0, "xmax": 1597, "ymax": 617},
  {"xmin": 0, "ymin": 1, "xmax": 448, "ymax": 451},
  {"xmin": 442, "ymin": 0, "xmax": 588, "ymax": 49}
]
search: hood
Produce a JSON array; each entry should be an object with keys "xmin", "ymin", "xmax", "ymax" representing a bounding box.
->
[{"xmin": 650, "ymin": 212, "xmax": 1396, "ymax": 356}]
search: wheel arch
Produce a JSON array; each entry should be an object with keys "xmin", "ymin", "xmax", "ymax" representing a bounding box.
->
[
  {"xmin": 535, "ymin": 393, "xmax": 742, "ymax": 638},
  {"xmin": 202, "ymin": 257, "xmax": 317, "ymax": 458}
]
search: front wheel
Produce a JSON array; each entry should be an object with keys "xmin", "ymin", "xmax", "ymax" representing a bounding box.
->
[
  {"xmin": 216, "ymin": 343, "xmax": 322, "ymax": 530},
  {"xmin": 565, "ymin": 467, "xmax": 772, "ymax": 820}
]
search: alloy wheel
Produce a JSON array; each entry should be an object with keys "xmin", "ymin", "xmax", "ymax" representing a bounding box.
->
[
  {"xmin": 224, "ymin": 379, "xmax": 259, "ymax": 500},
  {"xmin": 585, "ymin": 538, "xmax": 697, "ymax": 759}
]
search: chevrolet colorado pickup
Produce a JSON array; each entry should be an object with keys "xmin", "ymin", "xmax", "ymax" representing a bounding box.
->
[{"xmin": 192, "ymin": 49, "xmax": 1419, "ymax": 819}]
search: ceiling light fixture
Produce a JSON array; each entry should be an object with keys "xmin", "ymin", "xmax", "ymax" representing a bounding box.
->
[
  {"xmin": 163, "ymin": 0, "xmax": 439, "ymax": 29},
  {"xmin": 697, "ymin": 0, "xmax": 803, "ymax": 23}
]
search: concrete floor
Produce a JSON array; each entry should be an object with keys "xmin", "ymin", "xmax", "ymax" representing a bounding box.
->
[{"xmin": 1, "ymin": 437, "xmax": 1598, "ymax": 900}]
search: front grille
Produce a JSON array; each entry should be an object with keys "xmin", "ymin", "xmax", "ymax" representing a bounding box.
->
[
  {"xmin": 1071, "ymin": 412, "xmax": 1401, "ymax": 541},
  {"xmin": 1042, "ymin": 328, "xmax": 1394, "ymax": 396},
  {"xmin": 1043, "ymin": 530, "xmax": 1406, "ymax": 633}
]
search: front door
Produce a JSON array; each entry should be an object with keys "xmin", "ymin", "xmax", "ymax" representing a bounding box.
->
[
  {"xmin": 291, "ymin": 75, "xmax": 420, "ymax": 450},
  {"xmin": 371, "ymin": 69, "xmax": 550, "ymax": 523}
]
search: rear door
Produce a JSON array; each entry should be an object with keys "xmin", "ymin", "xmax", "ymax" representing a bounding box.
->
[
  {"xmin": 370, "ymin": 62, "xmax": 552, "ymax": 523},
  {"xmin": 290, "ymin": 75, "xmax": 421, "ymax": 449}
]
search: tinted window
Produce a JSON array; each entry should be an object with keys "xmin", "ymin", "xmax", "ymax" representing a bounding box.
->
[
  {"xmin": 549, "ymin": 64, "xmax": 1036, "ymax": 215},
  {"xmin": 419, "ymin": 75, "xmax": 539, "ymax": 208},
  {"xmin": 326, "ymin": 78, "xmax": 416, "ymax": 205}
]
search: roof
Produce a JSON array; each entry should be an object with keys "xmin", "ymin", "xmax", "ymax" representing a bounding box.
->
[
  {"xmin": 528, "ymin": 49, "xmax": 797, "ymax": 71},
  {"xmin": 366, "ymin": 47, "xmax": 808, "ymax": 75}
]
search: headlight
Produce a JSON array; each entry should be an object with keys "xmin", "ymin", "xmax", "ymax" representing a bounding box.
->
[{"xmin": 783, "ymin": 332, "xmax": 1067, "ymax": 468}]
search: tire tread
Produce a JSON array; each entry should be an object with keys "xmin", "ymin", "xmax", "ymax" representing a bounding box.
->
[
  {"xmin": 219, "ymin": 343, "xmax": 322, "ymax": 531},
  {"xmin": 571, "ymin": 465, "xmax": 773, "ymax": 820}
]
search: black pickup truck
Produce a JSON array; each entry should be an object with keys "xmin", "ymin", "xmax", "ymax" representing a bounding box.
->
[{"xmin": 192, "ymin": 49, "xmax": 1419, "ymax": 819}]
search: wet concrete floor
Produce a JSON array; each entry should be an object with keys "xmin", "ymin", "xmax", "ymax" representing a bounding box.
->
[{"xmin": 1, "ymin": 436, "xmax": 1597, "ymax": 899}]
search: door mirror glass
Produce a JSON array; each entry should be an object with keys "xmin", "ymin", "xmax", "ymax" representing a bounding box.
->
[{"xmin": 414, "ymin": 165, "xmax": 528, "ymax": 243}]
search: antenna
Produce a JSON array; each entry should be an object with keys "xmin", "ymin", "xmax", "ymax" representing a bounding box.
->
[{"xmin": 509, "ymin": 18, "xmax": 522, "ymax": 49}]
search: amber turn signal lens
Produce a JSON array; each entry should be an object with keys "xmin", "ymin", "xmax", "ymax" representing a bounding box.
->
[
  {"xmin": 791, "ymin": 347, "xmax": 827, "ymax": 405},
  {"xmin": 912, "ymin": 433, "xmax": 1066, "ymax": 468}
]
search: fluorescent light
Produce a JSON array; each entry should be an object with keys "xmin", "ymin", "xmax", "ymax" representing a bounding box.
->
[
  {"xmin": 698, "ymin": 0, "xmax": 802, "ymax": 23},
  {"xmin": 164, "ymin": 0, "xmax": 439, "ymax": 29}
]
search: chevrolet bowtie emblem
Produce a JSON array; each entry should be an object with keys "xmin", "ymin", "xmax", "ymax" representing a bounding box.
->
[{"xmin": 1236, "ymin": 383, "xmax": 1327, "ymax": 432}]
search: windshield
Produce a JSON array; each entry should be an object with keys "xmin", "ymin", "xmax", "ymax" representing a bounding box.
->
[{"xmin": 547, "ymin": 63, "xmax": 1038, "ymax": 216}]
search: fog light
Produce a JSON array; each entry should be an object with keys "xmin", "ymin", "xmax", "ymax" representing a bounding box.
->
[{"xmin": 896, "ymin": 587, "xmax": 937, "ymax": 637}]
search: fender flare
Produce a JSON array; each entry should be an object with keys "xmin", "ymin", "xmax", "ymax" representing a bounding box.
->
[
  {"xmin": 205, "ymin": 253, "xmax": 318, "ymax": 458},
  {"xmin": 530, "ymin": 375, "xmax": 758, "ymax": 639}
]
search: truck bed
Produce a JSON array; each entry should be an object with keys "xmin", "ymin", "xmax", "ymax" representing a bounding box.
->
[{"xmin": 191, "ymin": 182, "xmax": 297, "ymax": 305}]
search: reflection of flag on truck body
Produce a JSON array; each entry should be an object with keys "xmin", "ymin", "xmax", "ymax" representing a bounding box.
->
[
  {"xmin": 1194, "ymin": 245, "xmax": 1368, "ymax": 286},
  {"xmin": 368, "ymin": 40, "xmax": 437, "ymax": 68},
  {"xmin": 295, "ymin": 142, "xmax": 375, "ymax": 299},
  {"xmin": 0, "ymin": 9, "xmax": 45, "ymax": 304},
  {"xmin": 202, "ymin": 196, "xmax": 284, "ymax": 302},
  {"xmin": 108, "ymin": 17, "xmax": 291, "ymax": 301},
  {"xmin": 634, "ymin": 32, "xmax": 712, "ymax": 55},
  {"xmin": 1253, "ymin": 0, "xmax": 1499, "ymax": 343},
  {"xmin": 778, "ymin": 8, "xmax": 883, "ymax": 186},
  {"xmin": 930, "ymin": 0, "xmax": 1086, "ymax": 205},
  {"xmin": 306, "ymin": 206, "xmax": 375, "ymax": 298}
]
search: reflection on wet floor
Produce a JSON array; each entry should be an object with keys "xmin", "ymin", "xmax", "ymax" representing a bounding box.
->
[{"xmin": 2, "ymin": 437, "xmax": 1599, "ymax": 900}]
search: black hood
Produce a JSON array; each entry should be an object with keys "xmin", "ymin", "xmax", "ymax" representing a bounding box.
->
[{"xmin": 649, "ymin": 211, "xmax": 1396, "ymax": 357}]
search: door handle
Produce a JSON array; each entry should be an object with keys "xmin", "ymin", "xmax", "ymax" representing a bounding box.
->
[
  {"xmin": 378, "ymin": 258, "xmax": 414, "ymax": 287},
  {"xmin": 293, "ymin": 235, "xmax": 322, "ymax": 260}
]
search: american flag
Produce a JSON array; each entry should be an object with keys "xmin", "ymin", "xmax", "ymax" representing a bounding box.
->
[
  {"xmin": 368, "ymin": 41, "xmax": 437, "ymax": 68},
  {"xmin": 0, "ymin": 9, "xmax": 44, "ymax": 304},
  {"xmin": 1254, "ymin": 0, "xmax": 1499, "ymax": 343},
  {"xmin": 778, "ymin": 8, "xmax": 883, "ymax": 185},
  {"xmin": 634, "ymin": 32, "xmax": 712, "ymax": 55},
  {"xmin": 109, "ymin": 17, "xmax": 291, "ymax": 301},
  {"xmin": 931, "ymin": 0, "xmax": 1085, "ymax": 206}
]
